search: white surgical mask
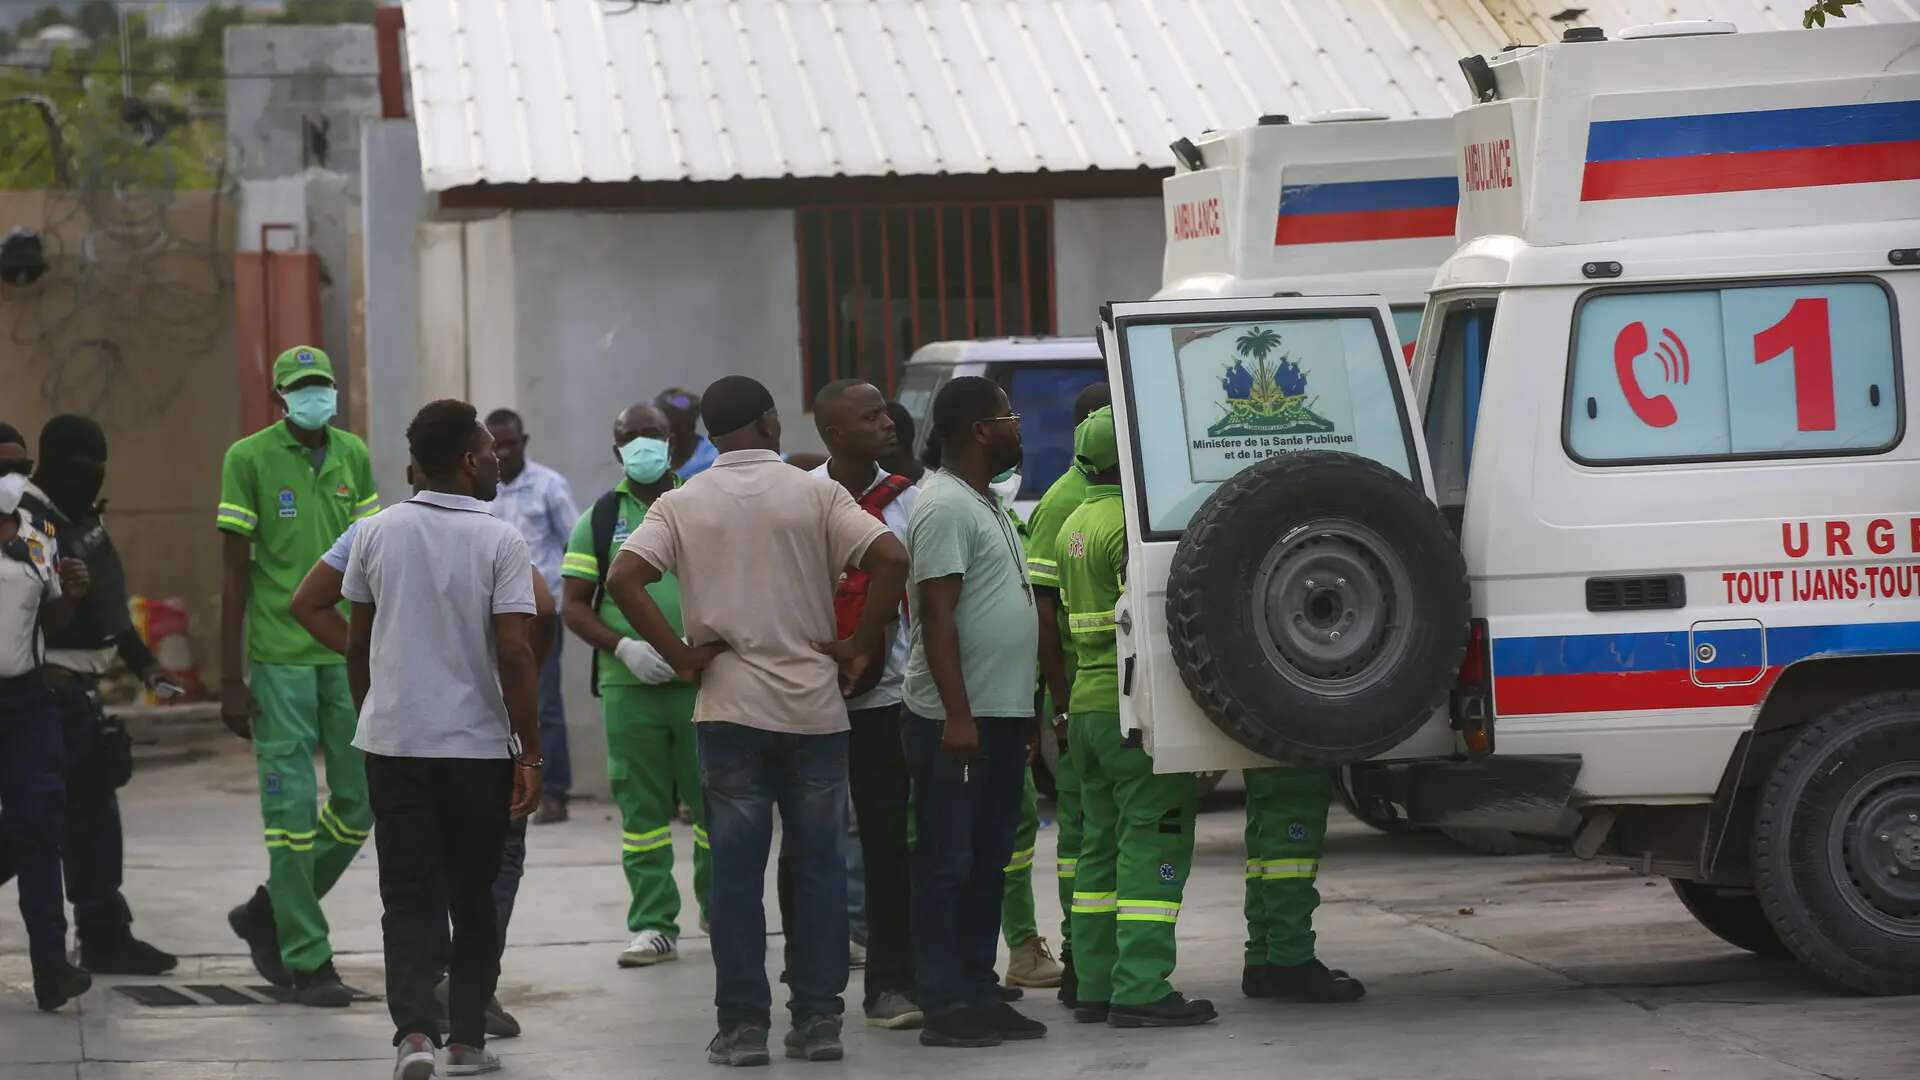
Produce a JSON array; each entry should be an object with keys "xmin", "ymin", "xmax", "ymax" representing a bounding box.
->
[
  {"xmin": 282, "ymin": 386, "xmax": 337, "ymax": 430},
  {"xmin": 620, "ymin": 436, "xmax": 672, "ymax": 484},
  {"xmin": 989, "ymin": 468, "xmax": 1021, "ymax": 504}
]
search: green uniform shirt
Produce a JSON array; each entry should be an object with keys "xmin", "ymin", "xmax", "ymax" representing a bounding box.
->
[
  {"xmin": 1023, "ymin": 466, "xmax": 1089, "ymax": 689},
  {"xmin": 1057, "ymin": 484, "xmax": 1126, "ymax": 709},
  {"xmin": 216, "ymin": 422, "xmax": 378, "ymax": 665},
  {"xmin": 560, "ymin": 479, "xmax": 686, "ymax": 689}
]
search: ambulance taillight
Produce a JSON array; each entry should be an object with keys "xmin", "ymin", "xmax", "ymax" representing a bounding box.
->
[{"xmin": 1451, "ymin": 619, "xmax": 1492, "ymax": 757}]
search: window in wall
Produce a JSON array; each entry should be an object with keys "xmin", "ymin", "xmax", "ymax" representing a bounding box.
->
[
  {"xmin": 796, "ymin": 203, "xmax": 1055, "ymax": 407},
  {"xmin": 1566, "ymin": 279, "xmax": 1900, "ymax": 464}
]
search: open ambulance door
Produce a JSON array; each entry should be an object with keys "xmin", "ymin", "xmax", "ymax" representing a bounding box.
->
[{"xmin": 1099, "ymin": 296, "xmax": 1467, "ymax": 774}]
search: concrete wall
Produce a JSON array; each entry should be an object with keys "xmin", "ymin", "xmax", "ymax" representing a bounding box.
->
[
  {"xmin": 0, "ymin": 190, "xmax": 237, "ymax": 680},
  {"xmin": 224, "ymin": 25, "xmax": 380, "ymax": 188},
  {"xmin": 1053, "ymin": 197, "xmax": 1166, "ymax": 335},
  {"xmin": 361, "ymin": 119, "xmax": 427, "ymax": 501}
]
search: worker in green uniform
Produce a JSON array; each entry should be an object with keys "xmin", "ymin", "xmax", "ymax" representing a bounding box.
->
[
  {"xmin": 1008, "ymin": 382, "xmax": 1108, "ymax": 1004},
  {"xmin": 218, "ymin": 346, "xmax": 378, "ymax": 1007},
  {"xmin": 1241, "ymin": 767, "xmax": 1365, "ymax": 1001},
  {"xmin": 560, "ymin": 402, "xmax": 709, "ymax": 969},
  {"xmin": 1059, "ymin": 407, "xmax": 1213, "ymax": 1028}
]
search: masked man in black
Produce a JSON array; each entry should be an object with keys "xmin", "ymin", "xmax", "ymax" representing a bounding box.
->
[{"xmin": 0, "ymin": 415, "xmax": 177, "ymax": 974}]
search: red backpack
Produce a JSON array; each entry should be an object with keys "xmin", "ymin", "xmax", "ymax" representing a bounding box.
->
[{"xmin": 834, "ymin": 473, "xmax": 914, "ymax": 639}]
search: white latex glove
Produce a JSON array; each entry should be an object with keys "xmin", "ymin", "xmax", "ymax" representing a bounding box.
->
[{"xmin": 614, "ymin": 637, "xmax": 677, "ymax": 685}]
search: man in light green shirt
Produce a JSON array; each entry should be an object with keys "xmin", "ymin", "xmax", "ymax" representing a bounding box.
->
[{"xmin": 216, "ymin": 346, "xmax": 377, "ymax": 1007}]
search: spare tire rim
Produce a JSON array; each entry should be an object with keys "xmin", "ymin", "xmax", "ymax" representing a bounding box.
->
[
  {"xmin": 1828, "ymin": 762, "xmax": 1920, "ymax": 937},
  {"xmin": 1251, "ymin": 517, "xmax": 1413, "ymax": 696}
]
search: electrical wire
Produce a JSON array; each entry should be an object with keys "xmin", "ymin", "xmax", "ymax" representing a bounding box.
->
[{"xmin": 0, "ymin": 60, "xmax": 377, "ymax": 78}]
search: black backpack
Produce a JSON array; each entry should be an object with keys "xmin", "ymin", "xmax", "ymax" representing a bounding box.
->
[{"xmin": 586, "ymin": 488, "xmax": 624, "ymax": 698}]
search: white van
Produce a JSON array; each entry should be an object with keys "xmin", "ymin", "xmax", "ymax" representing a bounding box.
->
[{"xmin": 1101, "ymin": 20, "xmax": 1920, "ymax": 994}]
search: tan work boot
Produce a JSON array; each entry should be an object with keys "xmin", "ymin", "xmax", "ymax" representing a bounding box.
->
[{"xmin": 1004, "ymin": 935, "xmax": 1065, "ymax": 988}]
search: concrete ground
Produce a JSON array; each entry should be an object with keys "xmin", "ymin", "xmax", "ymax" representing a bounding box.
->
[{"xmin": 3, "ymin": 735, "xmax": 1916, "ymax": 1080}]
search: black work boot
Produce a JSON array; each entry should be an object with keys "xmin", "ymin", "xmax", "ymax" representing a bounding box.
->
[
  {"xmin": 228, "ymin": 885, "xmax": 291, "ymax": 987},
  {"xmin": 291, "ymin": 960, "xmax": 354, "ymax": 1008},
  {"xmin": 1057, "ymin": 954, "xmax": 1078, "ymax": 1008},
  {"xmin": 1106, "ymin": 991, "xmax": 1217, "ymax": 1028},
  {"xmin": 1262, "ymin": 958, "xmax": 1366, "ymax": 1003},
  {"xmin": 1072, "ymin": 1001, "xmax": 1109, "ymax": 1024},
  {"xmin": 34, "ymin": 961, "xmax": 92, "ymax": 1012},
  {"xmin": 80, "ymin": 933, "xmax": 178, "ymax": 976}
]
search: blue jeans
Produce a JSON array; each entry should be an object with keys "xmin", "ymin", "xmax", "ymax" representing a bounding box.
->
[
  {"xmin": 901, "ymin": 711, "xmax": 1029, "ymax": 1018},
  {"xmin": 0, "ymin": 674, "xmax": 69, "ymax": 974},
  {"xmin": 698, "ymin": 721, "xmax": 848, "ymax": 1031},
  {"xmin": 538, "ymin": 624, "xmax": 570, "ymax": 799}
]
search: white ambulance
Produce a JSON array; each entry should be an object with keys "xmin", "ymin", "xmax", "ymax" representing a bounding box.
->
[{"xmin": 1100, "ymin": 20, "xmax": 1920, "ymax": 994}]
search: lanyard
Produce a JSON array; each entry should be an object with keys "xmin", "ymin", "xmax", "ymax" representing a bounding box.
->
[{"xmin": 952, "ymin": 471, "xmax": 1032, "ymax": 607}]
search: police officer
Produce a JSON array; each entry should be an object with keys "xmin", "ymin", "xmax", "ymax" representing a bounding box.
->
[
  {"xmin": 6, "ymin": 416, "xmax": 178, "ymax": 976},
  {"xmin": 1058, "ymin": 408, "xmax": 1213, "ymax": 1028},
  {"xmin": 1240, "ymin": 771, "xmax": 1365, "ymax": 1001},
  {"xmin": 0, "ymin": 424, "xmax": 92, "ymax": 1011},
  {"xmin": 216, "ymin": 347, "xmax": 379, "ymax": 1007}
]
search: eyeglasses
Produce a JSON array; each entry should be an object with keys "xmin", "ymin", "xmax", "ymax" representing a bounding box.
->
[{"xmin": 980, "ymin": 413, "xmax": 1022, "ymax": 424}]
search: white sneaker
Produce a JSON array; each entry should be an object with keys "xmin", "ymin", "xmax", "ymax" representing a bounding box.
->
[
  {"xmin": 392, "ymin": 1033, "xmax": 435, "ymax": 1080},
  {"xmin": 443, "ymin": 1042, "xmax": 502, "ymax": 1076},
  {"xmin": 848, "ymin": 939, "xmax": 868, "ymax": 969},
  {"xmin": 618, "ymin": 929, "xmax": 679, "ymax": 967}
]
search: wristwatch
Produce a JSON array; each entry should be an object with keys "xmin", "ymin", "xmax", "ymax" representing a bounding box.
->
[{"xmin": 514, "ymin": 755, "xmax": 545, "ymax": 769}]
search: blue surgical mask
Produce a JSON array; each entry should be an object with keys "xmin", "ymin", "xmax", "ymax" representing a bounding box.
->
[
  {"xmin": 282, "ymin": 386, "xmax": 337, "ymax": 430},
  {"xmin": 620, "ymin": 436, "xmax": 672, "ymax": 484}
]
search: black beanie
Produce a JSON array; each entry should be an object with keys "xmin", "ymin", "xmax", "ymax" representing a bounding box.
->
[
  {"xmin": 0, "ymin": 422, "xmax": 23, "ymax": 447},
  {"xmin": 700, "ymin": 376, "xmax": 775, "ymax": 438}
]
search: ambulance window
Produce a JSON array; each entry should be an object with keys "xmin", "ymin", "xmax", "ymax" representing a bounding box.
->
[
  {"xmin": 996, "ymin": 362, "xmax": 1106, "ymax": 500},
  {"xmin": 1567, "ymin": 280, "xmax": 1900, "ymax": 464},
  {"xmin": 1119, "ymin": 311, "xmax": 1416, "ymax": 539},
  {"xmin": 1422, "ymin": 303, "xmax": 1495, "ymax": 519}
]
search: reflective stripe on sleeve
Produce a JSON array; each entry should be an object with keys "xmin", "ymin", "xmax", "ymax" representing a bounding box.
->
[
  {"xmin": 561, "ymin": 552, "xmax": 599, "ymax": 578},
  {"xmin": 217, "ymin": 503, "xmax": 258, "ymax": 533}
]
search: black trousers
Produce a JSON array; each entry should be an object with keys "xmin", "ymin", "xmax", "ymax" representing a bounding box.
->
[
  {"xmin": 779, "ymin": 703, "xmax": 915, "ymax": 1005},
  {"xmin": 366, "ymin": 753, "xmax": 511, "ymax": 1049}
]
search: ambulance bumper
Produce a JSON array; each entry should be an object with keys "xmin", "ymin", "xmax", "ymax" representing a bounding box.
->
[{"xmin": 1349, "ymin": 754, "xmax": 1582, "ymax": 832}]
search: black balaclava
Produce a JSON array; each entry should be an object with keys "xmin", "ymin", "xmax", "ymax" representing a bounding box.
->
[{"xmin": 35, "ymin": 413, "xmax": 108, "ymax": 516}]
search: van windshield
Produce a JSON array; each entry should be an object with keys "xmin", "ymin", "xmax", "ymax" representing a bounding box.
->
[
  {"xmin": 894, "ymin": 364, "xmax": 946, "ymax": 458},
  {"xmin": 999, "ymin": 363, "xmax": 1108, "ymax": 500},
  {"xmin": 1120, "ymin": 311, "xmax": 1416, "ymax": 539}
]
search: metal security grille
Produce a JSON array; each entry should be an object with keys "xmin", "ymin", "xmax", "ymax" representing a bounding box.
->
[{"xmin": 797, "ymin": 203, "xmax": 1054, "ymax": 405}]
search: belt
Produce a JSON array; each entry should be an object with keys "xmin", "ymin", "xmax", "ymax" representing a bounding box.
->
[
  {"xmin": 43, "ymin": 666, "xmax": 90, "ymax": 689},
  {"xmin": 0, "ymin": 669, "xmax": 48, "ymax": 691}
]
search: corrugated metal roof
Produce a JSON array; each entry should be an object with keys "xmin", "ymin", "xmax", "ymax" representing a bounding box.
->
[{"xmin": 401, "ymin": 0, "xmax": 1919, "ymax": 192}]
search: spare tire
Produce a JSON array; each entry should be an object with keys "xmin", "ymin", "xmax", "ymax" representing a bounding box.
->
[{"xmin": 1166, "ymin": 451, "xmax": 1468, "ymax": 766}]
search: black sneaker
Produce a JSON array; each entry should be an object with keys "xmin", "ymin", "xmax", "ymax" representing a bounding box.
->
[
  {"xmin": 1057, "ymin": 954, "xmax": 1078, "ymax": 1008},
  {"xmin": 996, "ymin": 984, "xmax": 1024, "ymax": 1002},
  {"xmin": 1072, "ymin": 1001, "xmax": 1109, "ymax": 1024},
  {"xmin": 1261, "ymin": 958, "xmax": 1366, "ymax": 1003},
  {"xmin": 918, "ymin": 1009, "xmax": 1002, "ymax": 1049},
  {"xmin": 982, "ymin": 1002, "xmax": 1047, "ymax": 1041},
  {"xmin": 34, "ymin": 961, "xmax": 92, "ymax": 1012},
  {"xmin": 433, "ymin": 977, "xmax": 522, "ymax": 1038},
  {"xmin": 707, "ymin": 1024, "xmax": 771, "ymax": 1067},
  {"xmin": 1106, "ymin": 991, "xmax": 1217, "ymax": 1028},
  {"xmin": 80, "ymin": 934, "xmax": 178, "ymax": 976},
  {"xmin": 784, "ymin": 1015, "xmax": 844, "ymax": 1061},
  {"xmin": 228, "ymin": 885, "xmax": 291, "ymax": 987},
  {"xmin": 291, "ymin": 961, "xmax": 353, "ymax": 1008}
]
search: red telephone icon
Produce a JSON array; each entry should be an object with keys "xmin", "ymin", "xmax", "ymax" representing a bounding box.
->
[{"xmin": 1614, "ymin": 321, "xmax": 1678, "ymax": 429}]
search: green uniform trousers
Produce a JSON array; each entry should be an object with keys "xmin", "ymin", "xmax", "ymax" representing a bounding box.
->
[
  {"xmin": 1069, "ymin": 711, "xmax": 1196, "ymax": 1006},
  {"xmin": 1001, "ymin": 769, "xmax": 1042, "ymax": 947},
  {"xmin": 603, "ymin": 683, "xmax": 710, "ymax": 937},
  {"xmin": 250, "ymin": 662, "xmax": 370, "ymax": 973},
  {"xmin": 1243, "ymin": 766, "xmax": 1334, "ymax": 966}
]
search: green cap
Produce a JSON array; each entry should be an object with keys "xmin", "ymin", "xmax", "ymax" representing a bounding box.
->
[
  {"xmin": 272, "ymin": 346, "xmax": 334, "ymax": 390},
  {"xmin": 1074, "ymin": 405, "xmax": 1119, "ymax": 473}
]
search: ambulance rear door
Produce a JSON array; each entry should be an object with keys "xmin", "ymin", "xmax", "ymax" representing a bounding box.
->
[{"xmin": 1100, "ymin": 295, "xmax": 1458, "ymax": 773}]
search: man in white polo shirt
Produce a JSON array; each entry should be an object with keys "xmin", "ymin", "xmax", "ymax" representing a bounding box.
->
[
  {"xmin": 605, "ymin": 376, "xmax": 908, "ymax": 1068},
  {"xmin": 342, "ymin": 400, "xmax": 542, "ymax": 1080}
]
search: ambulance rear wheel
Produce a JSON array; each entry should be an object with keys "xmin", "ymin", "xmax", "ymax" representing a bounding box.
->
[
  {"xmin": 1166, "ymin": 452, "xmax": 1469, "ymax": 766},
  {"xmin": 1752, "ymin": 691, "xmax": 1920, "ymax": 995},
  {"xmin": 1670, "ymin": 880, "xmax": 1789, "ymax": 959}
]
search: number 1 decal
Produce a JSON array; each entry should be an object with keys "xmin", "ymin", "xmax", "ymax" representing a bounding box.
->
[{"xmin": 1752, "ymin": 297, "xmax": 1836, "ymax": 432}]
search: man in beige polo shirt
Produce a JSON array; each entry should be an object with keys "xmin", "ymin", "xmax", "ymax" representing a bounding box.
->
[{"xmin": 605, "ymin": 376, "xmax": 908, "ymax": 1068}]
